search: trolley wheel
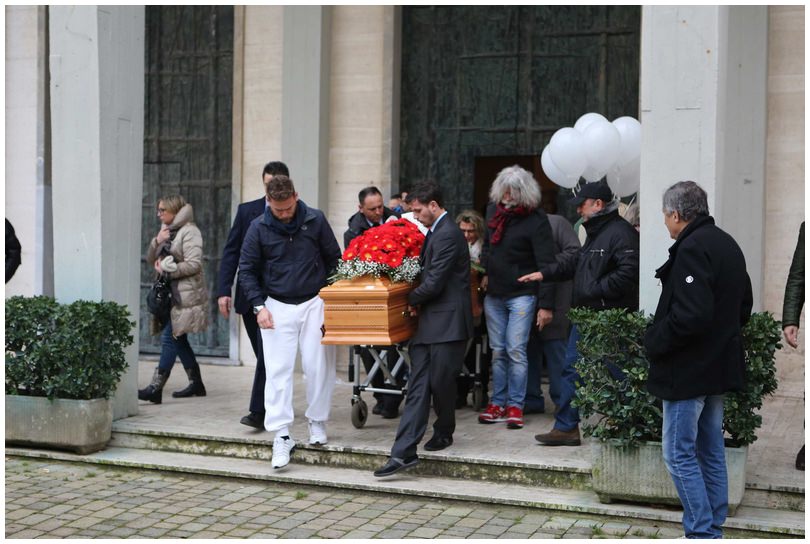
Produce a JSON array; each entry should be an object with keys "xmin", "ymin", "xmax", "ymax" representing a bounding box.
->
[
  {"xmin": 472, "ymin": 384, "xmax": 485, "ymax": 411},
  {"xmin": 351, "ymin": 399, "xmax": 368, "ymax": 429}
]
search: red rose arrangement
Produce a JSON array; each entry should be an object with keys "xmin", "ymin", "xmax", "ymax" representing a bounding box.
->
[{"xmin": 332, "ymin": 219, "xmax": 425, "ymax": 283}]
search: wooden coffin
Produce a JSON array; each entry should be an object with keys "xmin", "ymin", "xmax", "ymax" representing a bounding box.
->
[{"xmin": 319, "ymin": 276, "xmax": 417, "ymax": 345}]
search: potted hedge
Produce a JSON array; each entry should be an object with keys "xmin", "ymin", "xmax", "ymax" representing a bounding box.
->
[
  {"xmin": 5, "ymin": 295, "xmax": 134, "ymax": 454},
  {"xmin": 570, "ymin": 308, "xmax": 779, "ymax": 515}
]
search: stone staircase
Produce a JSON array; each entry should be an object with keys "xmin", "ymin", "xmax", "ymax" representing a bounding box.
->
[
  {"xmin": 8, "ymin": 362, "xmax": 802, "ymax": 537},
  {"xmin": 9, "ymin": 419, "xmax": 802, "ymax": 538}
]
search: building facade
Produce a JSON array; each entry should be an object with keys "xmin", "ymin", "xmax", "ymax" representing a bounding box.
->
[{"xmin": 5, "ymin": 5, "xmax": 804, "ymax": 417}]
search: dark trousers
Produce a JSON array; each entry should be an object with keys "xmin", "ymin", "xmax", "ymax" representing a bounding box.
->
[
  {"xmin": 360, "ymin": 346, "xmax": 404, "ymax": 411},
  {"xmin": 242, "ymin": 311, "xmax": 266, "ymax": 414},
  {"xmin": 456, "ymin": 322, "xmax": 491, "ymax": 401},
  {"xmin": 390, "ymin": 340, "xmax": 466, "ymax": 459}
]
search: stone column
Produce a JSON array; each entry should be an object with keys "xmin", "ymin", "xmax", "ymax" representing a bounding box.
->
[
  {"xmin": 49, "ymin": 6, "xmax": 145, "ymax": 418},
  {"xmin": 639, "ymin": 6, "xmax": 768, "ymax": 314},
  {"xmin": 282, "ymin": 6, "xmax": 332, "ymax": 211}
]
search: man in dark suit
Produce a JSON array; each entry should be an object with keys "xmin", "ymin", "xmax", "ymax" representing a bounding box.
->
[
  {"xmin": 217, "ymin": 161, "xmax": 289, "ymax": 429},
  {"xmin": 373, "ymin": 181, "xmax": 473, "ymax": 477}
]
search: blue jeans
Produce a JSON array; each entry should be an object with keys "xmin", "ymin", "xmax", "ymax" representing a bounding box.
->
[
  {"xmin": 484, "ymin": 294, "xmax": 535, "ymax": 409},
  {"xmin": 158, "ymin": 321, "xmax": 198, "ymax": 373},
  {"xmin": 662, "ymin": 395, "xmax": 727, "ymax": 539},
  {"xmin": 526, "ymin": 332, "xmax": 567, "ymax": 413},
  {"xmin": 553, "ymin": 324, "xmax": 581, "ymax": 431}
]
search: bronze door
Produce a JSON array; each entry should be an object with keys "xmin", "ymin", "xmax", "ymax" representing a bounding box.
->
[
  {"xmin": 400, "ymin": 6, "xmax": 640, "ymax": 222},
  {"xmin": 140, "ymin": 6, "xmax": 234, "ymax": 357}
]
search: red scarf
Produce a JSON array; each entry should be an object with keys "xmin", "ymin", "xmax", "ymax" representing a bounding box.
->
[{"xmin": 488, "ymin": 204, "xmax": 532, "ymax": 245}]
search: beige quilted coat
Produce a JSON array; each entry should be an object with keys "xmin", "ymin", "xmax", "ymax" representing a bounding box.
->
[{"xmin": 146, "ymin": 204, "xmax": 209, "ymax": 337}]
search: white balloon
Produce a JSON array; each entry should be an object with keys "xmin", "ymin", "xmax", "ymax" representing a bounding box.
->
[
  {"xmin": 582, "ymin": 120, "xmax": 621, "ymax": 179},
  {"xmin": 606, "ymin": 156, "xmax": 640, "ymax": 198},
  {"xmin": 612, "ymin": 116, "xmax": 642, "ymax": 168},
  {"xmin": 574, "ymin": 112, "xmax": 609, "ymax": 134},
  {"xmin": 541, "ymin": 146, "xmax": 576, "ymax": 189},
  {"xmin": 548, "ymin": 127, "xmax": 587, "ymax": 186},
  {"xmin": 581, "ymin": 163, "xmax": 604, "ymax": 183}
]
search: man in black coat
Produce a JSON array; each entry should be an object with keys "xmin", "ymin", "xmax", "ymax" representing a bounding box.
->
[
  {"xmin": 518, "ymin": 180, "xmax": 639, "ymax": 446},
  {"xmin": 643, "ymin": 181, "xmax": 752, "ymax": 539},
  {"xmin": 217, "ymin": 161, "xmax": 289, "ymax": 429},
  {"xmin": 781, "ymin": 222, "xmax": 804, "ymax": 470},
  {"xmin": 5, "ymin": 218, "xmax": 21, "ymax": 283},
  {"xmin": 374, "ymin": 181, "xmax": 473, "ymax": 477},
  {"xmin": 343, "ymin": 186, "xmax": 404, "ymax": 418}
]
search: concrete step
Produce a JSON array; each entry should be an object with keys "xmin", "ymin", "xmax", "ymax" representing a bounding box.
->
[
  {"xmin": 108, "ymin": 425, "xmax": 804, "ymax": 514},
  {"xmin": 6, "ymin": 445, "xmax": 803, "ymax": 538}
]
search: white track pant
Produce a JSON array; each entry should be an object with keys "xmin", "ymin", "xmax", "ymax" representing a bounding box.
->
[{"xmin": 261, "ymin": 295, "xmax": 336, "ymax": 435}]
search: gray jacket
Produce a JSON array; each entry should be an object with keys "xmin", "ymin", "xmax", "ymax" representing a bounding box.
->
[{"xmin": 541, "ymin": 214, "xmax": 580, "ymax": 341}]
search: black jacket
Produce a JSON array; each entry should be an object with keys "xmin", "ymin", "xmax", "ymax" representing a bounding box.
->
[
  {"xmin": 644, "ymin": 216, "xmax": 753, "ymax": 401},
  {"xmin": 217, "ymin": 197, "xmax": 266, "ymax": 314},
  {"xmin": 343, "ymin": 207, "xmax": 400, "ymax": 248},
  {"xmin": 238, "ymin": 200, "xmax": 341, "ymax": 307},
  {"xmin": 5, "ymin": 219, "xmax": 21, "ymax": 283},
  {"xmin": 782, "ymin": 222, "xmax": 804, "ymax": 328},
  {"xmin": 481, "ymin": 204, "xmax": 556, "ymax": 308},
  {"xmin": 541, "ymin": 208, "xmax": 639, "ymax": 311},
  {"xmin": 408, "ymin": 213, "xmax": 473, "ymax": 345}
]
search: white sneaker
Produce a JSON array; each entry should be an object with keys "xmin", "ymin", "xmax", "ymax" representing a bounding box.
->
[
  {"xmin": 308, "ymin": 420, "xmax": 328, "ymax": 445},
  {"xmin": 271, "ymin": 435, "xmax": 296, "ymax": 469}
]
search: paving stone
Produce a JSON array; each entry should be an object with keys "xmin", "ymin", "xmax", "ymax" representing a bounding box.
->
[
  {"xmin": 16, "ymin": 513, "xmax": 52, "ymax": 526},
  {"xmin": 8, "ymin": 529, "xmax": 45, "ymax": 538},
  {"xmin": 223, "ymin": 528, "xmax": 257, "ymax": 537},
  {"xmin": 409, "ymin": 526, "xmax": 443, "ymax": 538},
  {"xmin": 457, "ymin": 516, "xmax": 488, "ymax": 528},
  {"xmin": 316, "ymin": 528, "xmax": 347, "ymax": 538},
  {"xmin": 343, "ymin": 529, "xmax": 378, "ymax": 539}
]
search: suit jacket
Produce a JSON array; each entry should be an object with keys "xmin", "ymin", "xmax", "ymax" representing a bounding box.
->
[
  {"xmin": 408, "ymin": 213, "xmax": 473, "ymax": 345},
  {"xmin": 217, "ymin": 197, "xmax": 266, "ymax": 314}
]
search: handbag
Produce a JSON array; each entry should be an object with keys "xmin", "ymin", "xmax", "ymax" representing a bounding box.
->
[{"xmin": 147, "ymin": 273, "xmax": 172, "ymax": 324}]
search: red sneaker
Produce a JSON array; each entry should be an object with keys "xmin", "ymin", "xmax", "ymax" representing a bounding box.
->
[
  {"xmin": 506, "ymin": 406, "xmax": 524, "ymax": 429},
  {"xmin": 477, "ymin": 404, "xmax": 506, "ymax": 424}
]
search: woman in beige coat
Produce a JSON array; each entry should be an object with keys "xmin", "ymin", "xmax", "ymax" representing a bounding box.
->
[{"xmin": 139, "ymin": 194, "xmax": 209, "ymax": 404}]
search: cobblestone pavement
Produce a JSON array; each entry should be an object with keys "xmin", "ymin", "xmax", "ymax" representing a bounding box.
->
[{"xmin": 5, "ymin": 457, "xmax": 692, "ymax": 539}]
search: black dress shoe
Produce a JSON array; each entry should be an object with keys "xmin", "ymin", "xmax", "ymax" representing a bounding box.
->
[
  {"xmin": 423, "ymin": 435, "xmax": 453, "ymax": 451},
  {"xmin": 240, "ymin": 412, "xmax": 265, "ymax": 430},
  {"xmin": 796, "ymin": 445, "xmax": 805, "ymax": 471},
  {"xmin": 380, "ymin": 407, "xmax": 399, "ymax": 419},
  {"xmin": 372, "ymin": 400, "xmax": 384, "ymax": 415},
  {"xmin": 373, "ymin": 455, "xmax": 419, "ymax": 477}
]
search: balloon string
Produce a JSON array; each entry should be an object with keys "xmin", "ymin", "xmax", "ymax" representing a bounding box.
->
[{"xmin": 621, "ymin": 194, "xmax": 637, "ymax": 218}]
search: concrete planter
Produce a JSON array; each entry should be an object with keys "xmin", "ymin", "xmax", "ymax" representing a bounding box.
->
[
  {"xmin": 5, "ymin": 395, "xmax": 113, "ymax": 454},
  {"xmin": 591, "ymin": 440, "xmax": 747, "ymax": 516}
]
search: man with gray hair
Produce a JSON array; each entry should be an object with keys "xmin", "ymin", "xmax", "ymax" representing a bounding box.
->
[
  {"xmin": 518, "ymin": 180, "xmax": 639, "ymax": 445},
  {"xmin": 644, "ymin": 180, "xmax": 752, "ymax": 539}
]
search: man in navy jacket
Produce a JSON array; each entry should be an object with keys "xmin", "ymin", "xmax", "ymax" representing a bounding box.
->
[
  {"xmin": 238, "ymin": 175, "xmax": 341, "ymax": 469},
  {"xmin": 217, "ymin": 161, "xmax": 289, "ymax": 429}
]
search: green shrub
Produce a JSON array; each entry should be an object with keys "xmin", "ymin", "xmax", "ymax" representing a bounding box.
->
[
  {"xmin": 569, "ymin": 307, "xmax": 779, "ymax": 448},
  {"xmin": 6, "ymin": 295, "xmax": 134, "ymax": 400},
  {"xmin": 725, "ymin": 312, "xmax": 781, "ymax": 447},
  {"xmin": 569, "ymin": 308, "xmax": 662, "ymax": 447}
]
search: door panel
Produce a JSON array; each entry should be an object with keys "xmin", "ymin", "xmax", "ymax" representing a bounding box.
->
[
  {"xmin": 140, "ymin": 6, "xmax": 234, "ymax": 357},
  {"xmin": 401, "ymin": 6, "xmax": 640, "ymax": 223}
]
